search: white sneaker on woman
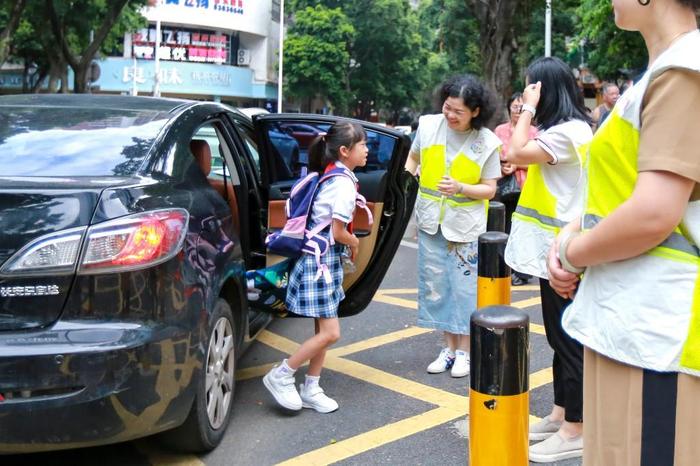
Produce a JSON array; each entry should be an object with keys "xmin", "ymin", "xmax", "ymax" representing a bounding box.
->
[
  {"xmin": 451, "ymin": 350, "xmax": 470, "ymax": 378},
  {"xmin": 427, "ymin": 348, "xmax": 456, "ymax": 373}
]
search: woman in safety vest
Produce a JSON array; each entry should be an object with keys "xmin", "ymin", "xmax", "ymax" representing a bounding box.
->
[
  {"xmin": 504, "ymin": 57, "xmax": 593, "ymax": 463},
  {"xmin": 549, "ymin": 1, "xmax": 700, "ymax": 464},
  {"xmin": 404, "ymin": 74, "xmax": 501, "ymax": 378}
]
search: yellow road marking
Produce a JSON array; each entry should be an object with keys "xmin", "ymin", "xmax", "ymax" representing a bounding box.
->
[
  {"xmin": 375, "ymin": 288, "xmax": 419, "ymax": 295},
  {"xmin": 136, "ymin": 441, "xmax": 205, "ymax": 466},
  {"xmin": 530, "ymin": 323, "xmax": 546, "ymax": 335},
  {"xmin": 512, "ymin": 297, "xmax": 542, "ymax": 309},
  {"xmin": 372, "ymin": 292, "xmax": 418, "ymax": 309},
  {"xmin": 329, "ymin": 326, "xmax": 433, "ymax": 357},
  {"xmin": 512, "ymin": 284, "xmax": 541, "ymax": 292},
  {"xmin": 236, "ymin": 326, "xmax": 433, "ymax": 381},
  {"xmin": 276, "ymin": 407, "xmax": 463, "ymax": 466}
]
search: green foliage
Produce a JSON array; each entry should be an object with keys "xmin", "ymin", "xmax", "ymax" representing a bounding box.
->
[
  {"xmin": 576, "ymin": 0, "xmax": 646, "ymax": 80},
  {"xmin": 284, "ymin": 6, "xmax": 355, "ymax": 113}
]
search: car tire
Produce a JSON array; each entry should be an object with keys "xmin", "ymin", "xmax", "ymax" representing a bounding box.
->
[{"xmin": 160, "ymin": 298, "xmax": 237, "ymax": 453}]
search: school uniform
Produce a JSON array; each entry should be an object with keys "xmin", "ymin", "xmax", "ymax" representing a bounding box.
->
[{"xmin": 285, "ymin": 161, "xmax": 358, "ymax": 319}]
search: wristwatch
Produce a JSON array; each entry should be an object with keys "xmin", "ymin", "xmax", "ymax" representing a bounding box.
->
[{"xmin": 521, "ymin": 103, "xmax": 537, "ymax": 117}]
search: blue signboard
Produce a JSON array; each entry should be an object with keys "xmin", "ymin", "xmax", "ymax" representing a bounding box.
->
[{"xmin": 94, "ymin": 57, "xmax": 276, "ymax": 99}]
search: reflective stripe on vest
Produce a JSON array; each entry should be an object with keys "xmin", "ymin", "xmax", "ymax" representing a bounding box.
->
[{"xmin": 568, "ymin": 31, "xmax": 700, "ymax": 374}]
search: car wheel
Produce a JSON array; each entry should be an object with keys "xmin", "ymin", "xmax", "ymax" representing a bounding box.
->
[{"xmin": 160, "ymin": 298, "xmax": 236, "ymax": 452}]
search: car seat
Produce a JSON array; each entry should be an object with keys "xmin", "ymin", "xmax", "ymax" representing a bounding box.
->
[{"xmin": 190, "ymin": 139, "xmax": 240, "ymax": 235}]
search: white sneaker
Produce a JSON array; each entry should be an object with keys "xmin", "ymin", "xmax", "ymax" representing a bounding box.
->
[
  {"xmin": 427, "ymin": 348, "xmax": 456, "ymax": 374},
  {"xmin": 529, "ymin": 415, "xmax": 563, "ymax": 441},
  {"xmin": 529, "ymin": 432, "xmax": 583, "ymax": 463},
  {"xmin": 263, "ymin": 367, "xmax": 302, "ymax": 410},
  {"xmin": 300, "ymin": 384, "xmax": 339, "ymax": 413},
  {"xmin": 451, "ymin": 351, "xmax": 470, "ymax": 378}
]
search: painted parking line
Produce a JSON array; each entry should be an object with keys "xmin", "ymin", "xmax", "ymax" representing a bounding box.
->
[
  {"xmin": 136, "ymin": 441, "xmax": 204, "ymax": 466},
  {"xmin": 229, "ymin": 285, "xmax": 554, "ymax": 466},
  {"xmin": 373, "ymin": 290, "xmax": 546, "ymax": 336}
]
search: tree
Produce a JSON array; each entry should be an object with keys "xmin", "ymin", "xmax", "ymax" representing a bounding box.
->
[
  {"xmin": 0, "ymin": 0, "xmax": 28, "ymax": 66},
  {"xmin": 46, "ymin": 0, "xmax": 148, "ymax": 93},
  {"xmin": 464, "ymin": 0, "xmax": 520, "ymax": 113},
  {"xmin": 289, "ymin": 0, "xmax": 428, "ymax": 120},
  {"xmin": 576, "ymin": 0, "xmax": 646, "ymax": 80},
  {"xmin": 284, "ymin": 6, "xmax": 355, "ymax": 114}
]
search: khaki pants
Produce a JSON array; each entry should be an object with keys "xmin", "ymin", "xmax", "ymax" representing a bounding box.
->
[{"xmin": 583, "ymin": 348, "xmax": 700, "ymax": 466}]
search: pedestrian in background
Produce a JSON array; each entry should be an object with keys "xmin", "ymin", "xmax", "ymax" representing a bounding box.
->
[
  {"xmin": 263, "ymin": 121, "xmax": 367, "ymax": 414},
  {"xmin": 404, "ymin": 74, "xmax": 501, "ymax": 378},
  {"xmin": 504, "ymin": 56, "xmax": 593, "ymax": 462},
  {"xmin": 494, "ymin": 92, "xmax": 538, "ymax": 286},
  {"xmin": 549, "ymin": 1, "xmax": 700, "ymax": 464},
  {"xmin": 591, "ymin": 82, "xmax": 620, "ymax": 131}
]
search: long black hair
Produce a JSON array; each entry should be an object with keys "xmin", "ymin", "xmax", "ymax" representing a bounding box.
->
[
  {"xmin": 438, "ymin": 74, "xmax": 496, "ymax": 130},
  {"xmin": 308, "ymin": 120, "xmax": 366, "ymax": 173},
  {"xmin": 526, "ymin": 57, "xmax": 591, "ymax": 130}
]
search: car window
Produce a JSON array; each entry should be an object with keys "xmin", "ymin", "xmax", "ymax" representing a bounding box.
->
[
  {"xmin": 259, "ymin": 120, "xmax": 397, "ymax": 182},
  {"xmin": 231, "ymin": 121, "xmax": 261, "ymax": 181},
  {"xmin": 192, "ymin": 122, "xmax": 240, "ymax": 185},
  {"xmin": 0, "ymin": 107, "xmax": 170, "ymax": 176}
]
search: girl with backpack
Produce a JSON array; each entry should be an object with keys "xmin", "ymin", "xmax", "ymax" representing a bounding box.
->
[{"xmin": 263, "ymin": 121, "xmax": 368, "ymax": 413}]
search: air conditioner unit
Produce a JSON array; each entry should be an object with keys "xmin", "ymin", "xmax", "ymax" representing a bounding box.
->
[{"xmin": 237, "ymin": 49, "xmax": 251, "ymax": 66}]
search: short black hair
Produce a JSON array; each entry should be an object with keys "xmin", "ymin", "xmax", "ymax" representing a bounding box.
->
[
  {"xmin": 526, "ymin": 57, "xmax": 592, "ymax": 130},
  {"xmin": 507, "ymin": 92, "xmax": 523, "ymax": 112},
  {"xmin": 438, "ymin": 74, "xmax": 496, "ymax": 130}
]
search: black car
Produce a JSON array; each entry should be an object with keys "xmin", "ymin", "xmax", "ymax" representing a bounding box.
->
[{"xmin": 0, "ymin": 95, "xmax": 417, "ymax": 454}]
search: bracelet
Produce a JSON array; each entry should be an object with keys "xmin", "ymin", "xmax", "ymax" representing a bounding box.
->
[
  {"xmin": 457, "ymin": 183, "xmax": 463, "ymax": 195},
  {"xmin": 521, "ymin": 103, "xmax": 537, "ymax": 117},
  {"xmin": 558, "ymin": 231, "xmax": 586, "ymax": 274}
]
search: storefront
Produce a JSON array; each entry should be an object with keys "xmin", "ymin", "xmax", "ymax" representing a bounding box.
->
[{"xmin": 98, "ymin": 0, "xmax": 280, "ymax": 105}]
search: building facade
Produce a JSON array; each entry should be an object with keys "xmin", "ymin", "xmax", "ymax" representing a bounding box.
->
[{"xmin": 94, "ymin": 0, "xmax": 280, "ymax": 106}]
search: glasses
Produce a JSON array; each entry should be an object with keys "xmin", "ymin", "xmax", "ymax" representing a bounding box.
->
[{"xmin": 510, "ymin": 105, "xmax": 523, "ymax": 113}]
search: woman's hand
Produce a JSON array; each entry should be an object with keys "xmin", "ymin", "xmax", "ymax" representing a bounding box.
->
[
  {"xmin": 438, "ymin": 175, "xmax": 461, "ymax": 196},
  {"xmin": 547, "ymin": 232, "xmax": 580, "ymax": 299},
  {"xmin": 523, "ymin": 81, "xmax": 542, "ymax": 108}
]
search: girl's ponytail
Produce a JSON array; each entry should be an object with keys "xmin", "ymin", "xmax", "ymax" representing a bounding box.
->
[{"xmin": 308, "ymin": 134, "xmax": 328, "ymax": 173}]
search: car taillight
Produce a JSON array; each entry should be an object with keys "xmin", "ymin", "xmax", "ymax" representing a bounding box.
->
[
  {"xmin": 0, "ymin": 227, "xmax": 86, "ymax": 276},
  {"xmin": 0, "ymin": 209, "xmax": 189, "ymax": 277},
  {"xmin": 78, "ymin": 209, "xmax": 189, "ymax": 274}
]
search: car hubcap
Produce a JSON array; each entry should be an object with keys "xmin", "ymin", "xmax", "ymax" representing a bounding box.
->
[{"xmin": 205, "ymin": 317, "xmax": 234, "ymax": 429}]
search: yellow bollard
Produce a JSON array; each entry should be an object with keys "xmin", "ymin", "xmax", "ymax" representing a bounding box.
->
[
  {"xmin": 477, "ymin": 231, "xmax": 510, "ymax": 309},
  {"xmin": 469, "ymin": 305, "xmax": 529, "ymax": 466},
  {"xmin": 487, "ymin": 201, "xmax": 506, "ymax": 232}
]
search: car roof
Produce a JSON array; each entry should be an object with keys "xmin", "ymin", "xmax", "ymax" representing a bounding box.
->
[{"xmin": 0, "ymin": 94, "xmax": 229, "ymax": 115}]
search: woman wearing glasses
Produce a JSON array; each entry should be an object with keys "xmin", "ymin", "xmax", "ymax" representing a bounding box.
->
[
  {"xmin": 549, "ymin": 1, "xmax": 700, "ymax": 464},
  {"xmin": 405, "ymin": 74, "xmax": 501, "ymax": 378},
  {"xmin": 494, "ymin": 92, "xmax": 539, "ymax": 286}
]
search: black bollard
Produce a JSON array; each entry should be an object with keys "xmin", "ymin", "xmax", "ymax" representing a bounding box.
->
[
  {"xmin": 469, "ymin": 305, "xmax": 529, "ymax": 466},
  {"xmin": 477, "ymin": 232, "xmax": 511, "ymax": 308},
  {"xmin": 487, "ymin": 201, "xmax": 506, "ymax": 232}
]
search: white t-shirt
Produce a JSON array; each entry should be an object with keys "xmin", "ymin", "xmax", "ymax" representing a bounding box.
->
[
  {"xmin": 411, "ymin": 126, "xmax": 502, "ymax": 179},
  {"xmin": 309, "ymin": 161, "xmax": 358, "ymax": 226},
  {"xmin": 534, "ymin": 119, "xmax": 591, "ymax": 199}
]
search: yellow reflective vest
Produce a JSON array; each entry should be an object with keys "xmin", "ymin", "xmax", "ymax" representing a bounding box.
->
[
  {"xmin": 504, "ymin": 120, "xmax": 592, "ymax": 278},
  {"xmin": 414, "ymin": 114, "xmax": 501, "ymax": 242},
  {"xmin": 563, "ymin": 30, "xmax": 700, "ymax": 376}
]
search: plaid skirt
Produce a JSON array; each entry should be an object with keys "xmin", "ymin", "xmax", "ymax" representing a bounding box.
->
[{"xmin": 285, "ymin": 242, "xmax": 345, "ymax": 318}]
